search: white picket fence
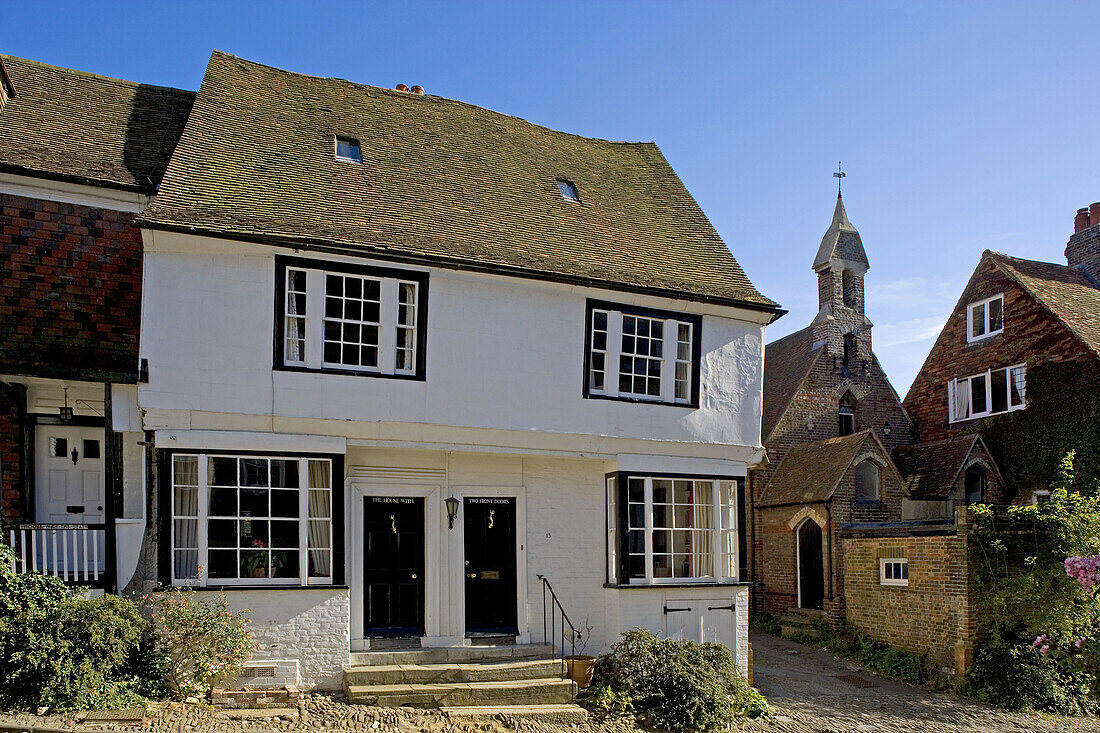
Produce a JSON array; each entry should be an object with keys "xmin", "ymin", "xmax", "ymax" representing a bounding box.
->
[{"xmin": 6, "ymin": 524, "xmax": 108, "ymax": 586}]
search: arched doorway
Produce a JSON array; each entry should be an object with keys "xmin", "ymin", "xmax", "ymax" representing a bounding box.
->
[{"xmin": 797, "ymin": 520, "xmax": 824, "ymax": 610}]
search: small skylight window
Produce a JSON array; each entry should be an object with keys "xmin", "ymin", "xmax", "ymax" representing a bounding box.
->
[
  {"xmin": 335, "ymin": 136, "xmax": 362, "ymax": 163},
  {"xmin": 556, "ymin": 179, "xmax": 580, "ymax": 202}
]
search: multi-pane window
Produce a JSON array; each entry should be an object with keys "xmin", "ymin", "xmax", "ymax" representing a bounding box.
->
[
  {"xmin": 171, "ymin": 454, "xmax": 334, "ymax": 586},
  {"xmin": 324, "ymin": 273, "xmax": 381, "ymax": 369},
  {"xmin": 586, "ymin": 303, "xmax": 700, "ymax": 405},
  {"xmin": 284, "ymin": 269, "xmax": 308, "ymax": 364},
  {"xmin": 277, "ymin": 259, "xmax": 427, "ymax": 378},
  {"xmin": 948, "ymin": 364, "xmax": 1026, "ymax": 422},
  {"xmin": 612, "ymin": 475, "xmax": 740, "ymax": 584},
  {"xmin": 880, "ymin": 558, "xmax": 909, "ymax": 587},
  {"xmin": 967, "ymin": 294, "xmax": 1004, "ymax": 342}
]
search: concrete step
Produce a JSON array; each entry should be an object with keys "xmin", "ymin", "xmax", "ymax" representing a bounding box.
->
[
  {"xmin": 349, "ymin": 644, "xmax": 555, "ymax": 667},
  {"xmin": 780, "ymin": 624, "xmax": 822, "ymax": 639},
  {"xmin": 345, "ymin": 658, "xmax": 563, "ymax": 686},
  {"xmin": 345, "ymin": 677, "xmax": 575, "ymax": 708},
  {"xmin": 442, "ymin": 704, "xmax": 588, "ymax": 725}
]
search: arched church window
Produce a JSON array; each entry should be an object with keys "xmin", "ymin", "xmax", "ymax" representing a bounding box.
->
[
  {"xmin": 965, "ymin": 465, "xmax": 987, "ymax": 504},
  {"xmin": 855, "ymin": 459, "xmax": 880, "ymax": 501},
  {"xmin": 838, "ymin": 394, "xmax": 855, "ymax": 436}
]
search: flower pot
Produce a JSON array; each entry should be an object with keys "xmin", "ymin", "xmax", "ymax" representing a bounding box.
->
[{"xmin": 564, "ymin": 655, "xmax": 596, "ymax": 688}]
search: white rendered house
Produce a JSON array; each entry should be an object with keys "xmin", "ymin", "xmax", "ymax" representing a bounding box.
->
[{"xmin": 1, "ymin": 52, "xmax": 782, "ymax": 692}]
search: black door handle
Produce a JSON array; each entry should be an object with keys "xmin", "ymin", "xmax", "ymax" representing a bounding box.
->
[
  {"xmin": 663, "ymin": 606, "xmax": 692, "ymax": 614},
  {"xmin": 707, "ymin": 605, "xmax": 736, "ymax": 611}
]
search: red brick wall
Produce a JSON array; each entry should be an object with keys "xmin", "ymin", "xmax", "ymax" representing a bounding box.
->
[
  {"xmin": 0, "ymin": 384, "xmax": 24, "ymax": 521},
  {"xmin": 843, "ymin": 508, "xmax": 978, "ymax": 677},
  {"xmin": 0, "ymin": 192, "xmax": 143, "ymax": 382},
  {"xmin": 903, "ymin": 257, "xmax": 1094, "ymax": 445}
]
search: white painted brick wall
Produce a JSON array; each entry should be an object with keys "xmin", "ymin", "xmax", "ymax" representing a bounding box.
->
[{"xmin": 221, "ymin": 589, "xmax": 350, "ymax": 690}]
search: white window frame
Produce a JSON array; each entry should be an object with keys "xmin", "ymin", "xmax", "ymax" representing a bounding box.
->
[
  {"xmin": 1031, "ymin": 489, "xmax": 1051, "ymax": 505},
  {"xmin": 335, "ymin": 135, "xmax": 362, "ymax": 163},
  {"xmin": 967, "ymin": 293, "xmax": 1004, "ymax": 342},
  {"xmin": 880, "ymin": 558, "xmax": 909, "ymax": 587},
  {"xmin": 587, "ymin": 306, "xmax": 698, "ymax": 405},
  {"xmin": 618, "ymin": 476, "xmax": 739, "ymax": 586},
  {"xmin": 947, "ymin": 363, "xmax": 1026, "ymax": 422},
  {"xmin": 170, "ymin": 453, "xmax": 334, "ymax": 587},
  {"xmin": 279, "ymin": 260, "xmax": 424, "ymax": 378}
]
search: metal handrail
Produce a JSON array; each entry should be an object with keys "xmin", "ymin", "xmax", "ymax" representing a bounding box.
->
[{"xmin": 536, "ymin": 573, "xmax": 580, "ymax": 695}]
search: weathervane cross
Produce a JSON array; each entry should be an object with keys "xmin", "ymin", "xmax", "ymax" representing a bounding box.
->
[{"xmin": 834, "ymin": 161, "xmax": 846, "ymax": 194}]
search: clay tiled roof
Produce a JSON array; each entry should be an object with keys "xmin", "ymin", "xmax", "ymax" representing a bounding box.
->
[
  {"xmin": 892, "ymin": 435, "xmax": 979, "ymax": 498},
  {"xmin": 762, "ymin": 326, "xmax": 823, "ymax": 440},
  {"xmin": 139, "ymin": 52, "xmax": 778, "ymax": 309},
  {"xmin": 0, "ymin": 55, "xmax": 195, "ymax": 192},
  {"xmin": 757, "ymin": 430, "xmax": 873, "ymax": 507},
  {"xmin": 989, "ymin": 252, "xmax": 1100, "ymax": 356}
]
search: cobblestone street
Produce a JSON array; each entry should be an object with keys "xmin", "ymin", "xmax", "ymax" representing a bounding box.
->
[{"xmin": 745, "ymin": 631, "xmax": 1100, "ymax": 732}]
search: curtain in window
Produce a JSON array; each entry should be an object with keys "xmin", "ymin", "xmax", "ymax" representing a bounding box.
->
[
  {"xmin": 172, "ymin": 456, "xmax": 199, "ymax": 580},
  {"xmin": 307, "ymin": 459, "xmax": 332, "ymax": 578},
  {"xmin": 691, "ymin": 482, "xmax": 713, "ymax": 577}
]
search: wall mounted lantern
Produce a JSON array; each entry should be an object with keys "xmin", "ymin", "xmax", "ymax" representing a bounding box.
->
[
  {"xmin": 58, "ymin": 387, "xmax": 74, "ymax": 423},
  {"xmin": 445, "ymin": 496, "xmax": 460, "ymax": 530}
]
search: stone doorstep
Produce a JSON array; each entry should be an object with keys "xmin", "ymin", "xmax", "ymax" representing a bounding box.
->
[
  {"xmin": 442, "ymin": 704, "xmax": 588, "ymax": 725},
  {"xmin": 345, "ymin": 678, "xmax": 575, "ymax": 708},
  {"xmin": 343, "ymin": 659, "xmax": 563, "ymax": 685},
  {"xmin": 349, "ymin": 644, "xmax": 556, "ymax": 667}
]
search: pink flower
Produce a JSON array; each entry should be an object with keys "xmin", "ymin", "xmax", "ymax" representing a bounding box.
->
[
  {"xmin": 1077, "ymin": 639, "xmax": 1085, "ymax": 649},
  {"xmin": 1033, "ymin": 634, "xmax": 1048, "ymax": 647},
  {"xmin": 1040, "ymin": 645, "xmax": 1050, "ymax": 655}
]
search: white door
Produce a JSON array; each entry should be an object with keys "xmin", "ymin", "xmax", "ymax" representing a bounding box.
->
[{"xmin": 35, "ymin": 425, "xmax": 105, "ymax": 524}]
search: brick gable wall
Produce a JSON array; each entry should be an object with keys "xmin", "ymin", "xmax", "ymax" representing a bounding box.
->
[
  {"xmin": 750, "ymin": 343, "xmax": 914, "ymax": 613},
  {"xmin": 0, "ymin": 192, "xmax": 143, "ymax": 382},
  {"xmin": 903, "ymin": 258, "xmax": 1095, "ymax": 445}
]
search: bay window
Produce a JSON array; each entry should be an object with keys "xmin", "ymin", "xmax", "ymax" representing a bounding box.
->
[
  {"xmin": 275, "ymin": 257, "xmax": 428, "ymax": 379},
  {"xmin": 585, "ymin": 300, "xmax": 701, "ymax": 406},
  {"xmin": 948, "ymin": 364, "xmax": 1026, "ymax": 422},
  {"xmin": 607, "ymin": 474, "xmax": 743, "ymax": 585},
  {"xmin": 170, "ymin": 453, "xmax": 340, "ymax": 586}
]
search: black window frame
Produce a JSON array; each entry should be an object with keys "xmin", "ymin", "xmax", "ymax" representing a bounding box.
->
[
  {"xmin": 273, "ymin": 256, "xmax": 429, "ymax": 381},
  {"xmin": 583, "ymin": 299, "xmax": 703, "ymax": 408},
  {"xmin": 157, "ymin": 447, "xmax": 346, "ymax": 590}
]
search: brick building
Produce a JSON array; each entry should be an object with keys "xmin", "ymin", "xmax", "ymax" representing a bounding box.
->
[
  {"xmin": 750, "ymin": 195, "xmax": 1002, "ymax": 621},
  {"xmin": 903, "ymin": 203, "xmax": 1100, "ymax": 500},
  {"xmin": 0, "ymin": 55, "xmax": 193, "ymax": 588}
]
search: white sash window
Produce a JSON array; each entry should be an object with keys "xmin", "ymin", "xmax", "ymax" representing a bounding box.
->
[{"xmin": 948, "ymin": 364, "xmax": 1026, "ymax": 422}]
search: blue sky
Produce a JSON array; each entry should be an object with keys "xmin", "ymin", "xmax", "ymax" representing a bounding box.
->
[{"xmin": 6, "ymin": 1, "xmax": 1099, "ymax": 395}]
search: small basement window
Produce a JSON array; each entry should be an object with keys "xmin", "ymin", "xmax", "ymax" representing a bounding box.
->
[
  {"xmin": 880, "ymin": 558, "xmax": 908, "ymax": 587},
  {"xmin": 556, "ymin": 179, "xmax": 580, "ymax": 202},
  {"xmin": 335, "ymin": 136, "xmax": 362, "ymax": 163}
]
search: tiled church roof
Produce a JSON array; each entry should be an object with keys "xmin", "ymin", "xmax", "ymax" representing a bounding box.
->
[
  {"xmin": 761, "ymin": 326, "xmax": 823, "ymax": 441},
  {"xmin": 0, "ymin": 55, "xmax": 194, "ymax": 192},
  {"xmin": 757, "ymin": 430, "xmax": 874, "ymax": 507},
  {"xmin": 140, "ymin": 51, "xmax": 778, "ymax": 310}
]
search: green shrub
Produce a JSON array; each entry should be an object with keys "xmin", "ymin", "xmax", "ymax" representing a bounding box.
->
[
  {"xmin": 966, "ymin": 452, "xmax": 1100, "ymax": 712},
  {"xmin": 798, "ymin": 619, "xmax": 932, "ymax": 685},
  {"xmin": 592, "ymin": 628, "xmax": 757, "ymax": 731},
  {"xmin": 146, "ymin": 586, "xmax": 254, "ymax": 698},
  {"xmin": 590, "ymin": 684, "xmax": 632, "ymax": 713},
  {"xmin": 0, "ymin": 545, "xmax": 147, "ymax": 711}
]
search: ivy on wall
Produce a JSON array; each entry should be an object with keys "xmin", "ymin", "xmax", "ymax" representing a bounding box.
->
[{"xmin": 976, "ymin": 360, "xmax": 1100, "ymax": 497}]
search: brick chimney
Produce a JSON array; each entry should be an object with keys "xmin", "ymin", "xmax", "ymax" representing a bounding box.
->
[{"xmin": 1066, "ymin": 201, "xmax": 1100, "ymax": 281}]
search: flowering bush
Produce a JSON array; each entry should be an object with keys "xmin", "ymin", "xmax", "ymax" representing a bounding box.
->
[
  {"xmin": 145, "ymin": 584, "xmax": 255, "ymax": 698},
  {"xmin": 966, "ymin": 452, "xmax": 1100, "ymax": 713}
]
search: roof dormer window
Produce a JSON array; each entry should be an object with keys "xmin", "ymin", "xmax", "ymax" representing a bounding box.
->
[
  {"xmin": 335, "ymin": 136, "xmax": 362, "ymax": 163},
  {"xmin": 556, "ymin": 179, "xmax": 580, "ymax": 203}
]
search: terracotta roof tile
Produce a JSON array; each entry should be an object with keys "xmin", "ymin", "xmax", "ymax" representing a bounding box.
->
[
  {"xmin": 988, "ymin": 251, "xmax": 1100, "ymax": 356},
  {"xmin": 0, "ymin": 55, "xmax": 194, "ymax": 192},
  {"xmin": 757, "ymin": 430, "xmax": 872, "ymax": 507},
  {"xmin": 139, "ymin": 52, "xmax": 777, "ymax": 308},
  {"xmin": 892, "ymin": 435, "xmax": 978, "ymax": 498}
]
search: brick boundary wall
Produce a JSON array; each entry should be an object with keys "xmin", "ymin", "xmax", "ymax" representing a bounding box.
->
[{"xmin": 842, "ymin": 506, "xmax": 978, "ymax": 678}]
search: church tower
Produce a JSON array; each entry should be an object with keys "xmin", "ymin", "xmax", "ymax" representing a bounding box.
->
[{"xmin": 810, "ymin": 194, "xmax": 872, "ymax": 368}]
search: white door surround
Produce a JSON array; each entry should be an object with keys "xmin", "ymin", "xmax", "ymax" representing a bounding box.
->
[{"xmin": 348, "ymin": 480, "xmax": 529, "ymax": 651}]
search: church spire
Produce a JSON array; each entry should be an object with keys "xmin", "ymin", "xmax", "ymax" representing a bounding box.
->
[
  {"xmin": 813, "ymin": 192, "xmax": 868, "ymax": 272},
  {"xmin": 810, "ymin": 188, "xmax": 873, "ymax": 361}
]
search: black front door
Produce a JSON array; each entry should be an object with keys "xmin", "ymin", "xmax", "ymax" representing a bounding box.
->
[
  {"xmin": 464, "ymin": 497, "xmax": 518, "ymax": 635},
  {"xmin": 798, "ymin": 520, "xmax": 824, "ymax": 610},
  {"xmin": 364, "ymin": 496, "xmax": 424, "ymax": 637}
]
